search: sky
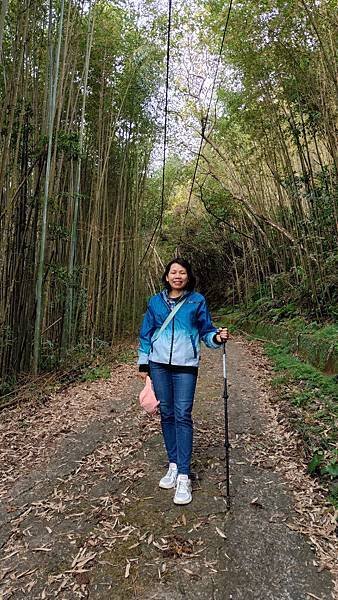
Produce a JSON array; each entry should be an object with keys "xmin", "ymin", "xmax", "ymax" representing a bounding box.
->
[{"xmin": 124, "ymin": 0, "xmax": 232, "ymax": 171}]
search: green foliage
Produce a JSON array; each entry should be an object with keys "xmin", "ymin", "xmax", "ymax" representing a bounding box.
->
[
  {"xmin": 322, "ymin": 460, "xmax": 338, "ymax": 479},
  {"xmin": 57, "ymin": 131, "xmax": 81, "ymax": 159},
  {"xmin": 265, "ymin": 343, "xmax": 337, "ymax": 390},
  {"xmin": 48, "ymin": 224, "xmax": 70, "ymax": 241},
  {"xmin": 81, "ymin": 366, "xmax": 111, "ymax": 382},
  {"xmin": 328, "ymin": 485, "xmax": 338, "ymax": 510},
  {"xmin": 215, "ymin": 295, "xmax": 338, "ymax": 372},
  {"xmin": 267, "ymin": 343, "xmax": 337, "ymax": 505},
  {"xmin": 160, "ymin": 0, "xmax": 338, "ymax": 322},
  {"xmin": 308, "ymin": 451, "xmax": 324, "ymax": 475},
  {"xmin": 308, "ymin": 451, "xmax": 338, "ymax": 484},
  {"xmin": 40, "ymin": 339, "xmax": 59, "ymax": 371},
  {"xmin": 0, "ymin": 0, "xmax": 165, "ymax": 380},
  {"xmin": 118, "ymin": 348, "xmax": 137, "ymax": 364},
  {"xmin": 199, "ymin": 177, "xmax": 239, "ymax": 223},
  {"xmin": 218, "ymin": 301, "xmax": 337, "ymax": 505},
  {"xmin": 0, "ymin": 375, "xmax": 17, "ymax": 400}
]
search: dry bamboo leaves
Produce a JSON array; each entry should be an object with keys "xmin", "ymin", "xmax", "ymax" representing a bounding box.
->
[
  {"xmin": 215, "ymin": 526, "xmax": 226, "ymax": 539},
  {"xmin": 0, "ymin": 371, "xmax": 162, "ymax": 598},
  {"xmin": 250, "ymin": 497, "xmax": 264, "ymax": 509},
  {"xmin": 1, "ymin": 339, "xmax": 337, "ymax": 599},
  {"xmin": 124, "ymin": 561, "xmax": 131, "ymax": 578},
  {"xmin": 0, "ymin": 363, "xmax": 137, "ymax": 500},
  {"xmin": 239, "ymin": 338, "xmax": 338, "ymax": 581},
  {"xmin": 69, "ymin": 548, "xmax": 97, "ymax": 572}
]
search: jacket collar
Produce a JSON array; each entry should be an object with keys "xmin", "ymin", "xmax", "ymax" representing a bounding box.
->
[{"xmin": 161, "ymin": 288, "xmax": 190, "ymax": 307}]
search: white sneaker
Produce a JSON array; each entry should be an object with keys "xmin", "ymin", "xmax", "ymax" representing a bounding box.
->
[
  {"xmin": 173, "ymin": 474, "xmax": 192, "ymax": 505},
  {"xmin": 159, "ymin": 463, "xmax": 178, "ymax": 489}
]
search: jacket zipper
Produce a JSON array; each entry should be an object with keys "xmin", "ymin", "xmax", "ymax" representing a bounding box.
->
[
  {"xmin": 169, "ymin": 316, "xmax": 175, "ymax": 364},
  {"xmin": 162, "ymin": 292, "xmax": 189, "ymax": 365},
  {"xmin": 190, "ymin": 335, "xmax": 197, "ymax": 358}
]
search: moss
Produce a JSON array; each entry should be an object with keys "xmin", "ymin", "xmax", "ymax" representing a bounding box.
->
[
  {"xmin": 215, "ymin": 302, "xmax": 338, "ymax": 508},
  {"xmin": 265, "ymin": 343, "xmax": 337, "ymax": 506},
  {"xmin": 216, "ymin": 305, "xmax": 338, "ymax": 374}
]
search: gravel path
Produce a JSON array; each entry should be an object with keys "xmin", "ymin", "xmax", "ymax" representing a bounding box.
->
[{"xmin": 0, "ymin": 339, "xmax": 335, "ymax": 599}]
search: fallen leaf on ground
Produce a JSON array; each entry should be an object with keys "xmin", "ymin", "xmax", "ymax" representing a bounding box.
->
[
  {"xmin": 215, "ymin": 527, "xmax": 226, "ymax": 539},
  {"xmin": 251, "ymin": 497, "xmax": 264, "ymax": 508}
]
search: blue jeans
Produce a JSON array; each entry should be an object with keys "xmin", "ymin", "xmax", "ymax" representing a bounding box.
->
[{"xmin": 149, "ymin": 361, "xmax": 198, "ymax": 476}]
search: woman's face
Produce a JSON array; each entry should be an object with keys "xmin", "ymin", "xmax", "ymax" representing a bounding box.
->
[{"xmin": 166, "ymin": 263, "xmax": 189, "ymax": 292}]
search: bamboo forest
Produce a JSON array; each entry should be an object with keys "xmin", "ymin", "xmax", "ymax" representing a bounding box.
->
[
  {"xmin": 0, "ymin": 0, "xmax": 337, "ymax": 598},
  {"xmin": 0, "ymin": 0, "xmax": 336, "ymax": 379}
]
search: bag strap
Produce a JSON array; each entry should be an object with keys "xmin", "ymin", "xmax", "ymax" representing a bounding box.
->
[{"xmin": 152, "ymin": 296, "xmax": 188, "ymax": 344}]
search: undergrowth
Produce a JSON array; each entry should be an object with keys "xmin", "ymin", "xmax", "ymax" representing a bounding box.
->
[
  {"xmin": 265, "ymin": 343, "xmax": 338, "ymax": 507},
  {"xmin": 0, "ymin": 340, "xmax": 137, "ymax": 411},
  {"xmin": 215, "ymin": 304, "xmax": 338, "ymax": 509},
  {"xmin": 217, "ymin": 298, "xmax": 338, "ymax": 375},
  {"xmin": 81, "ymin": 366, "xmax": 111, "ymax": 382}
]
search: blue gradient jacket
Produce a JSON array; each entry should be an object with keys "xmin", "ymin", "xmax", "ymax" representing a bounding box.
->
[{"xmin": 138, "ymin": 290, "xmax": 220, "ymax": 368}]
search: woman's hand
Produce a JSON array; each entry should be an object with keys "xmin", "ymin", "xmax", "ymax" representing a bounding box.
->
[
  {"xmin": 215, "ymin": 327, "xmax": 229, "ymax": 344},
  {"xmin": 138, "ymin": 371, "xmax": 148, "ymax": 381}
]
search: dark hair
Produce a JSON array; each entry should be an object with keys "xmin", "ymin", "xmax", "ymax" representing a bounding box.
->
[{"xmin": 161, "ymin": 258, "xmax": 196, "ymax": 291}]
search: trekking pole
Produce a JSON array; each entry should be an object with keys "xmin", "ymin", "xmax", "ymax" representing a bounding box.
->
[{"xmin": 222, "ymin": 341, "xmax": 231, "ymax": 510}]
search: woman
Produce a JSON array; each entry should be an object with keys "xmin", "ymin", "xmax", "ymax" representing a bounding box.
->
[{"xmin": 138, "ymin": 258, "xmax": 228, "ymax": 505}]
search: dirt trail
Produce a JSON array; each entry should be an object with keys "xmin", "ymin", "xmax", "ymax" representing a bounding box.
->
[{"xmin": 0, "ymin": 339, "xmax": 336, "ymax": 600}]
